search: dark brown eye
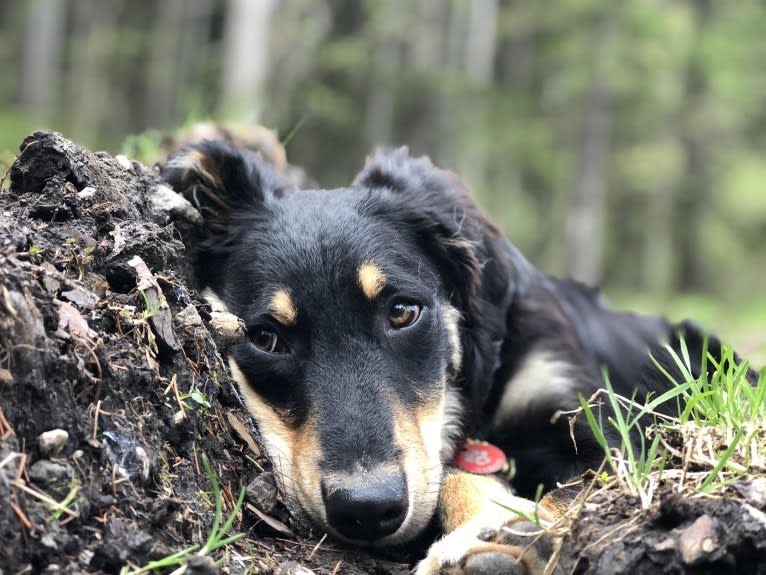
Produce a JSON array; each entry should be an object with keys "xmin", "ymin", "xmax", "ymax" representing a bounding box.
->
[
  {"xmin": 250, "ymin": 328, "xmax": 287, "ymax": 353},
  {"xmin": 388, "ymin": 302, "xmax": 422, "ymax": 329}
]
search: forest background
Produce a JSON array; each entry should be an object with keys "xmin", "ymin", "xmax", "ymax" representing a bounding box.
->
[{"xmin": 1, "ymin": 0, "xmax": 764, "ymax": 362}]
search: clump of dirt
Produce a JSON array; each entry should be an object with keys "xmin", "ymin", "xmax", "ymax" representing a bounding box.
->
[
  {"xmin": 0, "ymin": 132, "xmax": 410, "ymax": 575},
  {"xmin": 557, "ymin": 478, "xmax": 766, "ymax": 575}
]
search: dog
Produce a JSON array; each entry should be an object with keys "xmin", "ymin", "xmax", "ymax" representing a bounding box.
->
[{"xmin": 163, "ymin": 142, "xmax": 737, "ymax": 574}]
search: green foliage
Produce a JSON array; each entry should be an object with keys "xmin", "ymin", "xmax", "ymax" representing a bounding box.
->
[
  {"xmin": 120, "ymin": 452, "xmax": 245, "ymax": 574},
  {"xmin": 1, "ymin": 0, "xmax": 765, "ymax": 319},
  {"xmin": 580, "ymin": 340, "xmax": 766, "ymax": 507},
  {"xmin": 120, "ymin": 129, "xmax": 163, "ymax": 164}
]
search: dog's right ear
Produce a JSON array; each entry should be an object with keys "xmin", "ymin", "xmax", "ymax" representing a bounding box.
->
[
  {"xmin": 162, "ymin": 140, "xmax": 294, "ymax": 235},
  {"xmin": 162, "ymin": 140, "xmax": 295, "ymax": 288}
]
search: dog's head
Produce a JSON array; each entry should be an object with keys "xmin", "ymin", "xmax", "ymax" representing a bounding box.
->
[{"xmin": 164, "ymin": 142, "xmax": 529, "ymax": 545}]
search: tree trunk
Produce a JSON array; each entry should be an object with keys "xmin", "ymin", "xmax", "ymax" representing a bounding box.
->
[
  {"xmin": 364, "ymin": 1, "xmax": 405, "ymax": 147},
  {"xmin": 20, "ymin": 0, "xmax": 67, "ymax": 117},
  {"xmin": 220, "ymin": 0, "xmax": 277, "ymax": 122},
  {"xmin": 68, "ymin": 0, "xmax": 124, "ymax": 144},
  {"xmin": 565, "ymin": 16, "xmax": 615, "ymax": 285},
  {"xmin": 677, "ymin": 0, "xmax": 712, "ymax": 292}
]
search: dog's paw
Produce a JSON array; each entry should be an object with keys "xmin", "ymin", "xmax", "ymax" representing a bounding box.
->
[{"xmin": 415, "ymin": 516, "xmax": 555, "ymax": 575}]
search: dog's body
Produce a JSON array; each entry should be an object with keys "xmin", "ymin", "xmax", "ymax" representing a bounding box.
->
[{"xmin": 164, "ymin": 143, "xmax": 732, "ymax": 574}]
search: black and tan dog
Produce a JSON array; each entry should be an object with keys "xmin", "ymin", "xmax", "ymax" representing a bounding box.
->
[{"xmin": 163, "ymin": 142, "xmax": 733, "ymax": 574}]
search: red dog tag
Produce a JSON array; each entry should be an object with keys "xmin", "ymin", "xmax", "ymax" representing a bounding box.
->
[{"xmin": 455, "ymin": 442, "xmax": 507, "ymax": 474}]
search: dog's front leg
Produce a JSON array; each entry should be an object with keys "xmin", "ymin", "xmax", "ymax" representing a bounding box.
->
[{"xmin": 416, "ymin": 470, "xmax": 559, "ymax": 575}]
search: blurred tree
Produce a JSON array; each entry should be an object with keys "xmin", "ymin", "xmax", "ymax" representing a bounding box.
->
[{"xmin": 1, "ymin": 0, "xmax": 764, "ymax": 313}]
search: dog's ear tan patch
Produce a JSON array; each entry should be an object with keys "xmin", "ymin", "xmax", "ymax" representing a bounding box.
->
[
  {"xmin": 269, "ymin": 288, "xmax": 298, "ymax": 326},
  {"xmin": 358, "ymin": 262, "xmax": 386, "ymax": 300}
]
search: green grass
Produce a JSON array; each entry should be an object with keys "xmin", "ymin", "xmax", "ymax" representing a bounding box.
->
[
  {"xmin": 580, "ymin": 340, "xmax": 766, "ymax": 507},
  {"xmin": 120, "ymin": 452, "xmax": 246, "ymax": 575}
]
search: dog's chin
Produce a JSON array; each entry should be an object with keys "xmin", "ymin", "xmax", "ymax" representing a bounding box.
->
[{"xmin": 323, "ymin": 512, "xmax": 436, "ymax": 548}]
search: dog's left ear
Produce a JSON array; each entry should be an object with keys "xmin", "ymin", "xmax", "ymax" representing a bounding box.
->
[{"xmin": 354, "ymin": 148, "xmax": 532, "ymax": 413}]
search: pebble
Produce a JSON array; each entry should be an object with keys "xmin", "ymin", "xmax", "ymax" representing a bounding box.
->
[
  {"xmin": 115, "ymin": 154, "xmax": 132, "ymax": 171},
  {"xmin": 28, "ymin": 459, "xmax": 71, "ymax": 484},
  {"xmin": 274, "ymin": 561, "xmax": 316, "ymax": 575},
  {"xmin": 77, "ymin": 186, "xmax": 96, "ymax": 200},
  {"xmin": 246, "ymin": 472, "xmax": 278, "ymax": 514},
  {"xmin": 149, "ymin": 184, "xmax": 203, "ymax": 225},
  {"xmin": 678, "ymin": 514, "xmax": 718, "ymax": 564},
  {"xmin": 38, "ymin": 429, "xmax": 69, "ymax": 455},
  {"xmin": 185, "ymin": 555, "xmax": 218, "ymax": 575}
]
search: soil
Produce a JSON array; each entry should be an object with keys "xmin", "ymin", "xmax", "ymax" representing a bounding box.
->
[{"xmin": 1, "ymin": 132, "xmax": 764, "ymax": 575}]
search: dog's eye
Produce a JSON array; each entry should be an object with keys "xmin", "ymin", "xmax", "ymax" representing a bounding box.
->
[
  {"xmin": 388, "ymin": 302, "xmax": 422, "ymax": 329},
  {"xmin": 250, "ymin": 328, "xmax": 288, "ymax": 353}
]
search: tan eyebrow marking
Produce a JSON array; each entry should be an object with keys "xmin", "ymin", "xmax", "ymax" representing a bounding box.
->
[
  {"xmin": 268, "ymin": 288, "xmax": 298, "ymax": 326},
  {"xmin": 358, "ymin": 262, "xmax": 387, "ymax": 300}
]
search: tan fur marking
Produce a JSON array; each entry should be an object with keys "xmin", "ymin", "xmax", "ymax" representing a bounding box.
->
[
  {"xmin": 438, "ymin": 471, "xmax": 555, "ymax": 532},
  {"xmin": 202, "ymin": 288, "xmax": 229, "ymax": 312},
  {"xmin": 357, "ymin": 262, "xmax": 387, "ymax": 300},
  {"xmin": 190, "ymin": 149, "xmax": 223, "ymax": 189},
  {"xmin": 389, "ymin": 397, "xmax": 445, "ymax": 543},
  {"xmin": 228, "ymin": 359, "xmax": 324, "ymax": 524},
  {"xmin": 269, "ymin": 289, "xmax": 298, "ymax": 326}
]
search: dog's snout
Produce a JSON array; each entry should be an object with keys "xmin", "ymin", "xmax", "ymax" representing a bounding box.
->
[{"xmin": 322, "ymin": 474, "xmax": 408, "ymax": 541}]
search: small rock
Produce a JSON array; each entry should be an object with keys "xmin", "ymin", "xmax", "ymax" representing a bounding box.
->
[
  {"xmin": 40, "ymin": 533, "xmax": 58, "ymax": 550},
  {"xmin": 149, "ymin": 184, "xmax": 203, "ymax": 225},
  {"xmin": 653, "ymin": 537, "xmax": 676, "ymax": 552},
  {"xmin": 209, "ymin": 311, "xmax": 246, "ymax": 346},
  {"xmin": 38, "ymin": 429, "xmax": 70, "ymax": 455},
  {"xmin": 679, "ymin": 514, "xmax": 718, "ymax": 565},
  {"xmin": 247, "ymin": 472, "xmax": 278, "ymax": 514},
  {"xmin": 742, "ymin": 477, "xmax": 766, "ymax": 507},
  {"xmin": 175, "ymin": 304, "xmax": 204, "ymax": 330},
  {"xmin": 61, "ymin": 286, "xmax": 99, "ymax": 310},
  {"xmin": 115, "ymin": 154, "xmax": 132, "ymax": 171},
  {"xmin": 274, "ymin": 561, "xmax": 315, "ymax": 575},
  {"xmin": 28, "ymin": 459, "xmax": 72, "ymax": 485},
  {"xmin": 185, "ymin": 555, "xmax": 218, "ymax": 575},
  {"xmin": 77, "ymin": 186, "xmax": 96, "ymax": 200},
  {"xmin": 0, "ymin": 367, "xmax": 14, "ymax": 386}
]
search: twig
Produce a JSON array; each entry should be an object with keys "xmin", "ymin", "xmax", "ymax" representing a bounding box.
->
[
  {"xmin": 11, "ymin": 481, "xmax": 79, "ymax": 517},
  {"xmin": 308, "ymin": 533, "xmax": 327, "ymax": 559}
]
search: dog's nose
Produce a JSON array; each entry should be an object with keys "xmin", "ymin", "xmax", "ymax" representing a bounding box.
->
[{"xmin": 321, "ymin": 474, "xmax": 408, "ymax": 541}]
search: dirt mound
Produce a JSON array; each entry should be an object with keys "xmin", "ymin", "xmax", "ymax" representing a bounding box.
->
[
  {"xmin": 0, "ymin": 132, "xmax": 410, "ymax": 575},
  {"xmin": 557, "ymin": 479, "xmax": 766, "ymax": 575},
  {"xmin": 1, "ymin": 132, "xmax": 764, "ymax": 575}
]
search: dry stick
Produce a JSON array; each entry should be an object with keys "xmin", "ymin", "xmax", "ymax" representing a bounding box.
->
[
  {"xmin": 73, "ymin": 333, "xmax": 103, "ymax": 380},
  {"xmin": 9, "ymin": 501, "xmax": 33, "ymax": 530},
  {"xmin": 331, "ymin": 559, "xmax": 343, "ymax": 575},
  {"xmin": 308, "ymin": 533, "xmax": 328, "ymax": 559},
  {"xmin": 169, "ymin": 373, "xmax": 186, "ymax": 416},
  {"xmin": 11, "ymin": 481, "xmax": 79, "ymax": 517},
  {"xmin": 91, "ymin": 399, "xmax": 102, "ymax": 442},
  {"xmin": 0, "ymin": 451, "xmax": 22, "ymax": 471},
  {"xmin": 111, "ymin": 463, "xmax": 120, "ymax": 499},
  {"xmin": 0, "ymin": 406, "xmax": 15, "ymax": 439},
  {"xmin": 15, "ymin": 452, "xmax": 27, "ymax": 482}
]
